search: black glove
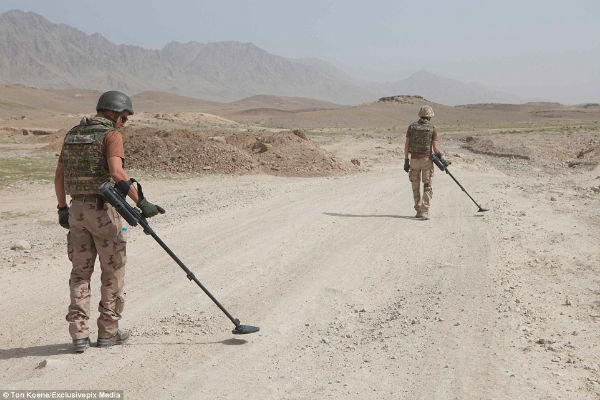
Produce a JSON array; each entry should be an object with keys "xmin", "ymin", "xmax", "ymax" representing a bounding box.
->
[
  {"xmin": 434, "ymin": 152, "xmax": 452, "ymax": 167},
  {"xmin": 137, "ymin": 198, "xmax": 165, "ymax": 218},
  {"xmin": 404, "ymin": 159, "xmax": 410, "ymax": 173},
  {"xmin": 57, "ymin": 206, "xmax": 69, "ymax": 229}
]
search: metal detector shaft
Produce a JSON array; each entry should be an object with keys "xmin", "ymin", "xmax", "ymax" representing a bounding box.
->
[
  {"xmin": 442, "ymin": 168, "xmax": 486, "ymax": 210},
  {"xmin": 99, "ymin": 181, "xmax": 259, "ymax": 334},
  {"xmin": 430, "ymin": 154, "xmax": 488, "ymax": 212},
  {"xmin": 138, "ymin": 219, "xmax": 242, "ymax": 328}
]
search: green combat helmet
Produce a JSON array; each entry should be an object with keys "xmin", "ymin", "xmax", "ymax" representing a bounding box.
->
[{"xmin": 96, "ymin": 91, "xmax": 134, "ymax": 115}]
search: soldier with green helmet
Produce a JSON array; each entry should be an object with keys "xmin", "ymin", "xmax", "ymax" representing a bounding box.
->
[
  {"xmin": 54, "ymin": 90, "xmax": 164, "ymax": 353},
  {"xmin": 403, "ymin": 105, "xmax": 444, "ymax": 220}
]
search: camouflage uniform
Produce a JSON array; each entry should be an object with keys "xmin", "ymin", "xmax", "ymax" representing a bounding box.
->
[
  {"xmin": 61, "ymin": 117, "xmax": 127, "ymax": 340},
  {"xmin": 408, "ymin": 118, "xmax": 435, "ymax": 215},
  {"xmin": 408, "ymin": 157, "xmax": 434, "ymax": 214}
]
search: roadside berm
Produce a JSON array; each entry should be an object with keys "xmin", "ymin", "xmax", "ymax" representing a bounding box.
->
[{"xmin": 42, "ymin": 128, "xmax": 358, "ymax": 177}]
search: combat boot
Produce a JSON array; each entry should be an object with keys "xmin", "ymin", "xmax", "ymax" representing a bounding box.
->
[
  {"xmin": 72, "ymin": 337, "xmax": 91, "ymax": 353},
  {"xmin": 97, "ymin": 329, "xmax": 130, "ymax": 348},
  {"xmin": 415, "ymin": 212, "xmax": 429, "ymax": 220}
]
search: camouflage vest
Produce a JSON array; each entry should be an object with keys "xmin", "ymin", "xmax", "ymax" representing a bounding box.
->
[
  {"xmin": 408, "ymin": 118, "xmax": 435, "ymax": 154},
  {"xmin": 62, "ymin": 117, "xmax": 114, "ymax": 195}
]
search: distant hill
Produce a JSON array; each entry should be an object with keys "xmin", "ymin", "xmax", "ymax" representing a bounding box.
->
[
  {"xmin": 2, "ymin": 84, "xmax": 599, "ymax": 132},
  {"xmin": 0, "ymin": 9, "xmax": 528, "ymax": 106},
  {"xmin": 374, "ymin": 71, "xmax": 524, "ymax": 106},
  {"xmin": 0, "ymin": 10, "xmax": 374, "ymax": 105}
]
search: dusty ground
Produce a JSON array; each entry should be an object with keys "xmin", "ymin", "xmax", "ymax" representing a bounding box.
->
[{"xmin": 0, "ymin": 94, "xmax": 599, "ymax": 399}]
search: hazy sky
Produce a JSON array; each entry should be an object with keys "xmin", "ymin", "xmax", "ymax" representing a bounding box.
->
[{"xmin": 1, "ymin": 0, "xmax": 599, "ymax": 103}]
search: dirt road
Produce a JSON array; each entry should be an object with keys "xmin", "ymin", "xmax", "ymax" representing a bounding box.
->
[{"xmin": 1, "ymin": 155, "xmax": 599, "ymax": 399}]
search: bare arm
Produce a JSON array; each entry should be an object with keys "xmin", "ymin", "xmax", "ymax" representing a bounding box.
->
[
  {"xmin": 432, "ymin": 128, "xmax": 441, "ymax": 154},
  {"xmin": 54, "ymin": 159, "xmax": 67, "ymax": 208},
  {"xmin": 107, "ymin": 156, "xmax": 139, "ymax": 203},
  {"xmin": 404, "ymin": 127, "xmax": 410, "ymax": 159}
]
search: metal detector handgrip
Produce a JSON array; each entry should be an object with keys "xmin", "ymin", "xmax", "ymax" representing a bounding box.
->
[
  {"xmin": 99, "ymin": 182, "xmax": 143, "ymax": 227},
  {"xmin": 430, "ymin": 153, "xmax": 447, "ymax": 171}
]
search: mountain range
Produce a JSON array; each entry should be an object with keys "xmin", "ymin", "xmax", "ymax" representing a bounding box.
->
[{"xmin": 0, "ymin": 9, "xmax": 523, "ymax": 105}]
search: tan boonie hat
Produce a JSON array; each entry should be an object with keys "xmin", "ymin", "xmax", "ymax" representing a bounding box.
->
[{"xmin": 418, "ymin": 105, "xmax": 434, "ymax": 118}]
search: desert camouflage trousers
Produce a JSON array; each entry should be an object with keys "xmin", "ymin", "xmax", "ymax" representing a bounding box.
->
[
  {"xmin": 408, "ymin": 158, "xmax": 434, "ymax": 214},
  {"xmin": 66, "ymin": 200, "xmax": 127, "ymax": 340}
]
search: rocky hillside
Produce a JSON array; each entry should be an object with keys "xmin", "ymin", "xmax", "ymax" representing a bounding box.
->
[{"xmin": 0, "ymin": 10, "xmax": 373, "ymax": 104}]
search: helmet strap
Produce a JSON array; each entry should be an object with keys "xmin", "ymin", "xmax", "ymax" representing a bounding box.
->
[{"xmin": 101, "ymin": 110, "xmax": 120, "ymax": 126}]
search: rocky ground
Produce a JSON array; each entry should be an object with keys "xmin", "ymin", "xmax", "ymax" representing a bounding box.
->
[{"xmin": 0, "ymin": 113, "xmax": 598, "ymax": 399}]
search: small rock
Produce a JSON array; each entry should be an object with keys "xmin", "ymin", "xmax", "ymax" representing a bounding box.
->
[
  {"xmin": 292, "ymin": 129, "xmax": 308, "ymax": 140},
  {"xmin": 351, "ymin": 159, "xmax": 361, "ymax": 166},
  {"xmin": 537, "ymin": 338, "xmax": 555, "ymax": 345},
  {"xmin": 35, "ymin": 359, "xmax": 64, "ymax": 369},
  {"xmin": 11, "ymin": 240, "xmax": 31, "ymax": 250},
  {"xmin": 550, "ymin": 196, "xmax": 557, "ymax": 201},
  {"xmin": 208, "ymin": 136, "xmax": 226, "ymax": 143},
  {"xmin": 252, "ymin": 141, "xmax": 272, "ymax": 153}
]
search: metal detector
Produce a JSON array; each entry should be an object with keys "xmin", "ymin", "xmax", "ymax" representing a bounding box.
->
[
  {"xmin": 99, "ymin": 181, "xmax": 259, "ymax": 335},
  {"xmin": 431, "ymin": 154, "xmax": 489, "ymax": 212}
]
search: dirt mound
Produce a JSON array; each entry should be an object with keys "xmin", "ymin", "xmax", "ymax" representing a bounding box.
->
[
  {"xmin": 123, "ymin": 128, "xmax": 354, "ymax": 176},
  {"xmin": 124, "ymin": 128, "xmax": 257, "ymax": 174},
  {"xmin": 224, "ymin": 130, "xmax": 353, "ymax": 176},
  {"xmin": 37, "ymin": 126, "xmax": 355, "ymax": 176}
]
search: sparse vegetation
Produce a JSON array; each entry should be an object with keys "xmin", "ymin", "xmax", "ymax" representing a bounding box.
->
[{"xmin": 0, "ymin": 155, "xmax": 57, "ymax": 185}]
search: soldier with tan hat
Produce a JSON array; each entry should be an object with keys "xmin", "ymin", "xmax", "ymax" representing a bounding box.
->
[{"xmin": 403, "ymin": 105, "xmax": 444, "ymax": 220}]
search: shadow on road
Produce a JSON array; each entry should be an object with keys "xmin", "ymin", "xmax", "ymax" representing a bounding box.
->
[
  {"xmin": 323, "ymin": 212, "xmax": 414, "ymax": 219},
  {"xmin": 0, "ymin": 343, "xmax": 73, "ymax": 359},
  {"xmin": 0, "ymin": 337, "xmax": 248, "ymax": 360}
]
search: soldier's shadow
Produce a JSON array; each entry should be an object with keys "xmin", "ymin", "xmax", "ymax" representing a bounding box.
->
[
  {"xmin": 0, "ymin": 338, "xmax": 248, "ymax": 360},
  {"xmin": 324, "ymin": 212, "xmax": 414, "ymax": 219},
  {"xmin": 0, "ymin": 343, "xmax": 73, "ymax": 360}
]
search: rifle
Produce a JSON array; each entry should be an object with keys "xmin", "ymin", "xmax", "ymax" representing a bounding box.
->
[{"xmin": 99, "ymin": 181, "xmax": 259, "ymax": 335}]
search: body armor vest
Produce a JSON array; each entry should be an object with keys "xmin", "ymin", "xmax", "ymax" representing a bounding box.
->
[
  {"xmin": 408, "ymin": 118, "xmax": 435, "ymax": 154},
  {"xmin": 62, "ymin": 117, "xmax": 114, "ymax": 195}
]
